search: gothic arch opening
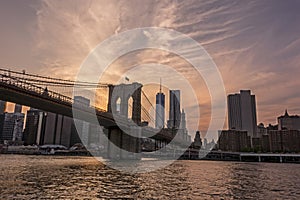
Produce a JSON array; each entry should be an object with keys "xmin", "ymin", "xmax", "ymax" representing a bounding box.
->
[
  {"xmin": 128, "ymin": 96, "xmax": 133, "ymax": 119},
  {"xmin": 116, "ymin": 97, "xmax": 121, "ymax": 114}
]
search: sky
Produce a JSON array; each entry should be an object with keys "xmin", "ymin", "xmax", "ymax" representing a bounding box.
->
[{"xmin": 0, "ymin": 0, "xmax": 300, "ymax": 135}]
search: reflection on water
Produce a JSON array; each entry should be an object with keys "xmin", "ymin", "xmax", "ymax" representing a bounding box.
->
[{"xmin": 0, "ymin": 155, "xmax": 299, "ymax": 199}]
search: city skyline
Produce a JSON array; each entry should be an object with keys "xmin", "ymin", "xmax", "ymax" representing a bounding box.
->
[
  {"xmin": 2, "ymin": 76, "xmax": 298, "ymax": 144},
  {"xmin": 2, "ymin": 86, "xmax": 300, "ymax": 131},
  {"xmin": 0, "ymin": 0, "xmax": 300, "ymax": 131},
  {"xmin": 2, "ymin": 80, "xmax": 299, "ymax": 154},
  {"xmin": 1, "ymin": 80, "xmax": 299, "ymax": 151}
]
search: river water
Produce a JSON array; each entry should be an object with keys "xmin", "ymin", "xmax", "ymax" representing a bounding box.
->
[{"xmin": 0, "ymin": 155, "xmax": 299, "ymax": 199}]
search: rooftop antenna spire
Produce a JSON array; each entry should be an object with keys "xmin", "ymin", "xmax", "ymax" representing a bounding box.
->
[{"xmin": 160, "ymin": 78, "xmax": 162, "ymax": 93}]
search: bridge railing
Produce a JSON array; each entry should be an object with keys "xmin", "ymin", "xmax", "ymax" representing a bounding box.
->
[
  {"xmin": 0, "ymin": 71, "xmax": 108, "ymax": 113},
  {"xmin": 0, "ymin": 72, "xmax": 73, "ymax": 104}
]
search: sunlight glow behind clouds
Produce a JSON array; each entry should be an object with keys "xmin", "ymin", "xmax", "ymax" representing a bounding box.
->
[{"xmin": 0, "ymin": 0, "xmax": 299, "ymax": 132}]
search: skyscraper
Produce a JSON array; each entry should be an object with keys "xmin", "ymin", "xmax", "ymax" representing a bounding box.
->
[
  {"xmin": 155, "ymin": 82, "xmax": 165, "ymax": 129},
  {"xmin": 74, "ymin": 96, "xmax": 90, "ymax": 107},
  {"xmin": 23, "ymin": 108, "xmax": 45, "ymax": 145},
  {"xmin": 0, "ymin": 112, "xmax": 25, "ymax": 143},
  {"xmin": 0, "ymin": 100, "xmax": 6, "ymax": 114},
  {"xmin": 42, "ymin": 112, "xmax": 73, "ymax": 147},
  {"xmin": 228, "ymin": 90, "xmax": 258, "ymax": 138},
  {"xmin": 14, "ymin": 104, "xmax": 22, "ymax": 113},
  {"xmin": 181, "ymin": 109, "xmax": 186, "ymax": 130},
  {"xmin": 167, "ymin": 90, "xmax": 181, "ymax": 129},
  {"xmin": 23, "ymin": 107, "xmax": 78, "ymax": 148},
  {"xmin": 193, "ymin": 131, "xmax": 202, "ymax": 149}
]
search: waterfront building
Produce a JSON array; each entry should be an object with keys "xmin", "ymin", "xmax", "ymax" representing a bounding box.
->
[
  {"xmin": 277, "ymin": 110, "xmax": 300, "ymax": 131},
  {"xmin": 252, "ymin": 123, "xmax": 268, "ymax": 151},
  {"xmin": 267, "ymin": 124, "xmax": 278, "ymax": 131},
  {"xmin": 167, "ymin": 90, "xmax": 181, "ymax": 129},
  {"xmin": 0, "ymin": 112, "xmax": 25, "ymax": 144},
  {"xmin": 192, "ymin": 131, "xmax": 202, "ymax": 149},
  {"xmin": 268, "ymin": 130, "xmax": 300, "ymax": 152},
  {"xmin": 74, "ymin": 96, "xmax": 90, "ymax": 108},
  {"xmin": 187, "ymin": 134, "xmax": 191, "ymax": 143},
  {"xmin": 24, "ymin": 107, "xmax": 75, "ymax": 147},
  {"xmin": 261, "ymin": 134, "xmax": 270, "ymax": 152},
  {"xmin": 155, "ymin": 82, "xmax": 165, "ymax": 129},
  {"xmin": 252, "ymin": 137, "xmax": 262, "ymax": 151},
  {"xmin": 227, "ymin": 90, "xmax": 258, "ymax": 138},
  {"xmin": 70, "ymin": 123, "xmax": 82, "ymax": 146},
  {"xmin": 180, "ymin": 109, "xmax": 186, "ymax": 130},
  {"xmin": 203, "ymin": 138, "xmax": 208, "ymax": 149},
  {"xmin": 88, "ymin": 123, "xmax": 103, "ymax": 146},
  {"xmin": 174, "ymin": 109, "xmax": 190, "ymax": 142},
  {"xmin": 218, "ymin": 129, "xmax": 251, "ymax": 152},
  {"xmin": 14, "ymin": 104, "xmax": 22, "ymax": 113},
  {"xmin": 23, "ymin": 108, "xmax": 44, "ymax": 145},
  {"xmin": 41, "ymin": 112, "xmax": 73, "ymax": 148},
  {"xmin": 0, "ymin": 100, "xmax": 6, "ymax": 114},
  {"xmin": 257, "ymin": 123, "xmax": 267, "ymax": 137}
]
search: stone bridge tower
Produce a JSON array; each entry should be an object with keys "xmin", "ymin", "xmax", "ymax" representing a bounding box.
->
[{"xmin": 107, "ymin": 82, "xmax": 142, "ymax": 125}]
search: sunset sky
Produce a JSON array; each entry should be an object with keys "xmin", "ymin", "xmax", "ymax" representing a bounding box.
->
[{"xmin": 1, "ymin": 0, "xmax": 300, "ymax": 135}]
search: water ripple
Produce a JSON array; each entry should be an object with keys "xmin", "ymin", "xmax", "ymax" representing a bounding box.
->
[{"xmin": 0, "ymin": 155, "xmax": 299, "ymax": 199}]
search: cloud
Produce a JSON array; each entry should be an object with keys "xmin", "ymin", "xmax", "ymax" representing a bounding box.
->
[{"xmin": 0, "ymin": 0, "xmax": 299, "ymax": 133}]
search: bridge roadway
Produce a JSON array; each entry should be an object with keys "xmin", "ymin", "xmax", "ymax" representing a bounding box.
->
[{"xmin": 0, "ymin": 76, "xmax": 187, "ymax": 145}]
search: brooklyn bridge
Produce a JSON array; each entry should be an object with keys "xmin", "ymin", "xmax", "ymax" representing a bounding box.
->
[{"xmin": 0, "ymin": 68, "xmax": 192, "ymax": 159}]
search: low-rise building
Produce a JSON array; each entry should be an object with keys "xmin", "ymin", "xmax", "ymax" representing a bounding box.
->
[
  {"xmin": 218, "ymin": 129, "xmax": 251, "ymax": 152},
  {"xmin": 278, "ymin": 110, "xmax": 300, "ymax": 131},
  {"xmin": 268, "ymin": 130, "xmax": 300, "ymax": 152}
]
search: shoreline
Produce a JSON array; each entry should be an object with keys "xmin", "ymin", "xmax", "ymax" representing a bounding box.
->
[{"xmin": 1, "ymin": 151, "xmax": 300, "ymax": 164}]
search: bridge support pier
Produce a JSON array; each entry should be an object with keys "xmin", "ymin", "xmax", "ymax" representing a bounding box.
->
[
  {"xmin": 107, "ymin": 126, "xmax": 141, "ymax": 160},
  {"xmin": 107, "ymin": 128, "xmax": 122, "ymax": 159}
]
